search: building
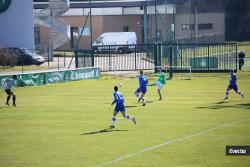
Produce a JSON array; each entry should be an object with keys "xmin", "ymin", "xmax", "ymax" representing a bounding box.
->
[
  {"xmin": 34, "ymin": 0, "xmax": 226, "ymax": 50},
  {"xmin": 0, "ymin": 0, "xmax": 35, "ymax": 50},
  {"xmin": 0, "ymin": 0, "xmax": 226, "ymax": 51}
]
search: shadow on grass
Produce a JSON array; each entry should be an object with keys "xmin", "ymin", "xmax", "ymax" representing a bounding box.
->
[
  {"xmin": 0, "ymin": 106, "xmax": 12, "ymax": 109},
  {"xmin": 125, "ymin": 105, "xmax": 138, "ymax": 108},
  {"xmin": 215, "ymin": 101, "xmax": 229, "ymax": 104},
  {"xmin": 236, "ymin": 103, "xmax": 250, "ymax": 109},
  {"xmin": 196, "ymin": 102, "xmax": 250, "ymax": 110},
  {"xmin": 80, "ymin": 128, "xmax": 128, "ymax": 135},
  {"xmin": 196, "ymin": 105, "xmax": 234, "ymax": 110}
]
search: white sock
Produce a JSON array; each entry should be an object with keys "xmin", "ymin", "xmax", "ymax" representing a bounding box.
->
[
  {"xmin": 126, "ymin": 115, "xmax": 133, "ymax": 120},
  {"xmin": 112, "ymin": 116, "xmax": 116, "ymax": 126}
]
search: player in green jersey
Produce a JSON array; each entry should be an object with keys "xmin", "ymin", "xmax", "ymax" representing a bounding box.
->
[{"xmin": 148, "ymin": 71, "xmax": 166, "ymax": 100}]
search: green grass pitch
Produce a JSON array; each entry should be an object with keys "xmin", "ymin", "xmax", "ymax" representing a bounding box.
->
[{"xmin": 0, "ymin": 71, "xmax": 250, "ymax": 167}]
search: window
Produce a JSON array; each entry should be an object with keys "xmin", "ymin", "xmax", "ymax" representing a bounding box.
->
[
  {"xmin": 96, "ymin": 37, "xmax": 103, "ymax": 44},
  {"xmin": 123, "ymin": 26, "xmax": 129, "ymax": 32},
  {"xmin": 182, "ymin": 24, "xmax": 194, "ymax": 30},
  {"xmin": 34, "ymin": 27, "xmax": 40, "ymax": 46},
  {"xmin": 70, "ymin": 27, "xmax": 79, "ymax": 48},
  {"xmin": 198, "ymin": 23, "xmax": 213, "ymax": 30}
]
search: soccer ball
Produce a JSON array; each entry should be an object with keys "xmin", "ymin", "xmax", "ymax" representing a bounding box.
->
[{"xmin": 118, "ymin": 83, "xmax": 122, "ymax": 88}]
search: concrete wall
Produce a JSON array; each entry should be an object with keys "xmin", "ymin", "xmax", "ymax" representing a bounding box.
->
[
  {"xmin": 176, "ymin": 13, "xmax": 225, "ymax": 42},
  {"xmin": 39, "ymin": 13, "xmax": 225, "ymax": 49},
  {"xmin": 0, "ymin": 0, "xmax": 35, "ymax": 50},
  {"xmin": 148, "ymin": 12, "xmax": 225, "ymax": 43},
  {"xmin": 102, "ymin": 16, "xmax": 142, "ymax": 43},
  {"xmin": 61, "ymin": 16, "xmax": 104, "ymax": 49}
]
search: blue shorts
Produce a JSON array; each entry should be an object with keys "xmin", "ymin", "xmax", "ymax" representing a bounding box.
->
[
  {"xmin": 136, "ymin": 87, "xmax": 147, "ymax": 94},
  {"xmin": 228, "ymin": 84, "xmax": 238, "ymax": 91},
  {"xmin": 114, "ymin": 103, "xmax": 125, "ymax": 112},
  {"xmin": 5, "ymin": 89, "xmax": 13, "ymax": 95}
]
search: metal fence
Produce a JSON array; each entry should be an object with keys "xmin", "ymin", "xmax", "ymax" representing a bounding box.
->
[
  {"xmin": 0, "ymin": 43, "xmax": 237, "ymax": 75},
  {"xmin": 0, "ymin": 49, "xmax": 73, "ymax": 75},
  {"xmin": 74, "ymin": 43, "xmax": 237, "ymax": 72}
]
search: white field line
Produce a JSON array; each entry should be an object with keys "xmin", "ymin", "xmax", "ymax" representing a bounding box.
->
[{"xmin": 96, "ymin": 119, "xmax": 250, "ymax": 167}]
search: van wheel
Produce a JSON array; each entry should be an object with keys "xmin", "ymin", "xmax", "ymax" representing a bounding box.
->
[{"xmin": 118, "ymin": 48, "xmax": 123, "ymax": 54}]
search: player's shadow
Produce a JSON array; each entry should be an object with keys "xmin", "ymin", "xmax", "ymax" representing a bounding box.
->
[
  {"xmin": 216, "ymin": 101, "xmax": 229, "ymax": 104},
  {"xmin": 196, "ymin": 105, "xmax": 234, "ymax": 110},
  {"xmin": 196, "ymin": 102, "xmax": 250, "ymax": 110},
  {"xmin": 125, "ymin": 105, "xmax": 138, "ymax": 108},
  {"xmin": 80, "ymin": 128, "xmax": 128, "ymax": 135},
  {"xmin": 0, "ymin": 106, "xmax": 12, "ymax": 109},
  {"xmin": 236, "ymin": 103, "xmax": 250, "ymax": 109}
]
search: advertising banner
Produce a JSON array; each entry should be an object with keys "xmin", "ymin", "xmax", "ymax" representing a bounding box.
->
[{"xmin": 0, "ymin": 67, "xmax": 100, "ymax": 88}]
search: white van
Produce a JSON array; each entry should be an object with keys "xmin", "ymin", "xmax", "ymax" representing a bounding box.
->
[{"xmin": 92, "ymin": 32, "xmax": 137, "ymax": 53}]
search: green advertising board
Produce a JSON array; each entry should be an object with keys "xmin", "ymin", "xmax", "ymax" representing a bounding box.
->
[
  {"xmin": 0, "ymin": 67, "xmax": 100, "ymax": 88},
  {"xmin": 190, "ymin": 57, "xmax": 218, "ymax": 69},
  {"xmin": 19, "ymin": 73, "xmax": 45, "ymax": 86}
]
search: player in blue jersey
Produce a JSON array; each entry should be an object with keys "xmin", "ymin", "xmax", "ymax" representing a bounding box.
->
[
  {"xmin": 110, "ymin": 86, "xmax": 136, "ymax": 128},
  {"xmin": 224, "ymin": 71, "xmax": 244, "ymax": 100},
  {"xmin": 134, "ymin": 70, "xmax": 148, "ymax": 106},
  {"xmin": 3, "ymin": 75, "xmax": 17, "ymax": 107}
]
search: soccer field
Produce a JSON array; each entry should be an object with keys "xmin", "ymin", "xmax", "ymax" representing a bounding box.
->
[{"xmin": 0, "ymin": 71, "xmax": 250, "ymax": 167}]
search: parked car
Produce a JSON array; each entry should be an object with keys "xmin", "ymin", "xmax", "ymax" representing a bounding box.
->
[
  {"xmin": 92, "ymin": 32, "xmax": 137, "ymax": 53},
  {"xmin": 0, "ymin": 47, "xmax": 45, "ymax": 66}
]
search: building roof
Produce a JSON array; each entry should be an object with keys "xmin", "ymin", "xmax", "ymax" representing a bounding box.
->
[{"xmin": 33, "ymin": 0, "xmax": 225, "ymax": 13}]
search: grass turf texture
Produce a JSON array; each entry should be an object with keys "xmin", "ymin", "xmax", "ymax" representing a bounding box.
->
[
  {"xmin": 0, "ymin": 66, "xmax": 52, "ymax": 73},
  {"xmin": 0, "ymin": 72, "xmax": 250, "ymax": 167}
]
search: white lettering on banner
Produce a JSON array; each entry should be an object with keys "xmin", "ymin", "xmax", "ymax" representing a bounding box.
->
[
  {"xmin": 70, "ymin": 70, "xmax": 95, "ymax": 80},
  {"xmin": 1, "ymin": 78, "xmax": 6, "ymax": 86},
  {"xmin": 47, "ymin": 73, "xmax": 63, "ymax": 83},
  {"xmin": 23, "ymin": 79, "xmax": 33, "ymax": 85}
]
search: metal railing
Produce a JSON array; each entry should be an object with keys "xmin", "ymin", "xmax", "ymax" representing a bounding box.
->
[
  {"xmin": 73, "ymin": 43, "xmax": 237, "ymax": 72},
  {"xmin": 0, "ymin": 43, "xmax": 237, "ymax": 75}
]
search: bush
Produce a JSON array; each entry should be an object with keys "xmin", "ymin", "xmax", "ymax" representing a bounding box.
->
[{"xmin": 0, "ymin": 48, "xmax": 20, "ymax": 67}]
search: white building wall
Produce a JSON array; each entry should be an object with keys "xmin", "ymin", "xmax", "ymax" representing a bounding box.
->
[{"xmin": 0, "ymin": 0, "xmax": 34, "ymax": 50}]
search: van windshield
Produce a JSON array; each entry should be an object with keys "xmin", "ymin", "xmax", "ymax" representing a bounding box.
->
[{"xmin": 96, "ymin": 37, "xmax": 103, "ymax": 44}]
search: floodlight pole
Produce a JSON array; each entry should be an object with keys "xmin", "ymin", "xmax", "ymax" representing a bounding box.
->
[
  {"xmin": 189, "ymin": 0, "xmax": 193, "ymax": 43},
  {"xmin": 143, "ymin": 0, "xmax": 147, "ymax": 44},
  {"xmin": 155, "ymin": 0, "xmax": 157, "ymax": 42},
  {"xmin": 194, "ymin": 0, "xmax": 198, "ymax": 44},
  {"xmin": 89, "ymin": 0, "xmax": 93, "ymax": 49},
  {"xmin": 172, "ymin": 0, "xmax": 176, "ymax": 42}
]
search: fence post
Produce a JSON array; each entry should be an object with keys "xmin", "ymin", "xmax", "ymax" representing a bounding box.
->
[
  {"xmin": 75, "ymin": 50, "xmax": 78, "ymax": 68},
  {"xmin": 21, "ymin": 53, "xmax": 24, "ymax": 73},
  {"xmin": 57, "ymin": 55, "xmax": 59, "ymax": 70},
  {"xmin": 158, "ymin": 43, "xmax": 162, "ymax": 68},
  {"xmin": 235, "ymin": 44, "xmax": 238, "ymax": 72},
  {"xmin": 208, "ymin": 44, "xmax": 210, "ymax": 71},
  {"xmin": 169, "ymin": 45, "xmax": 173, "ymax": 79},
  {"xmin": 47, "ymin": 49, "xmax": 50, "ymax": 67},
  {"xmin": 154, "ymin": 43, "xmax": 158, "ymax": 73},
  {"xmin": 135, "ymin": 45, "xmax": 137, "ymax": 70},
  {"xmin": 91, "ymin": 49, "xmax": 94, "ymax": 67},
  {"xmin": 108, "ymin": 46, "xmax": 111, "ymax": 71},
  {"xmin": 64, "ymin": 51, "xmax": 66, "ymax": 67},
  {"xmin": 180, "ymin": 44, "xmax": 183, "ymax": 71}
]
